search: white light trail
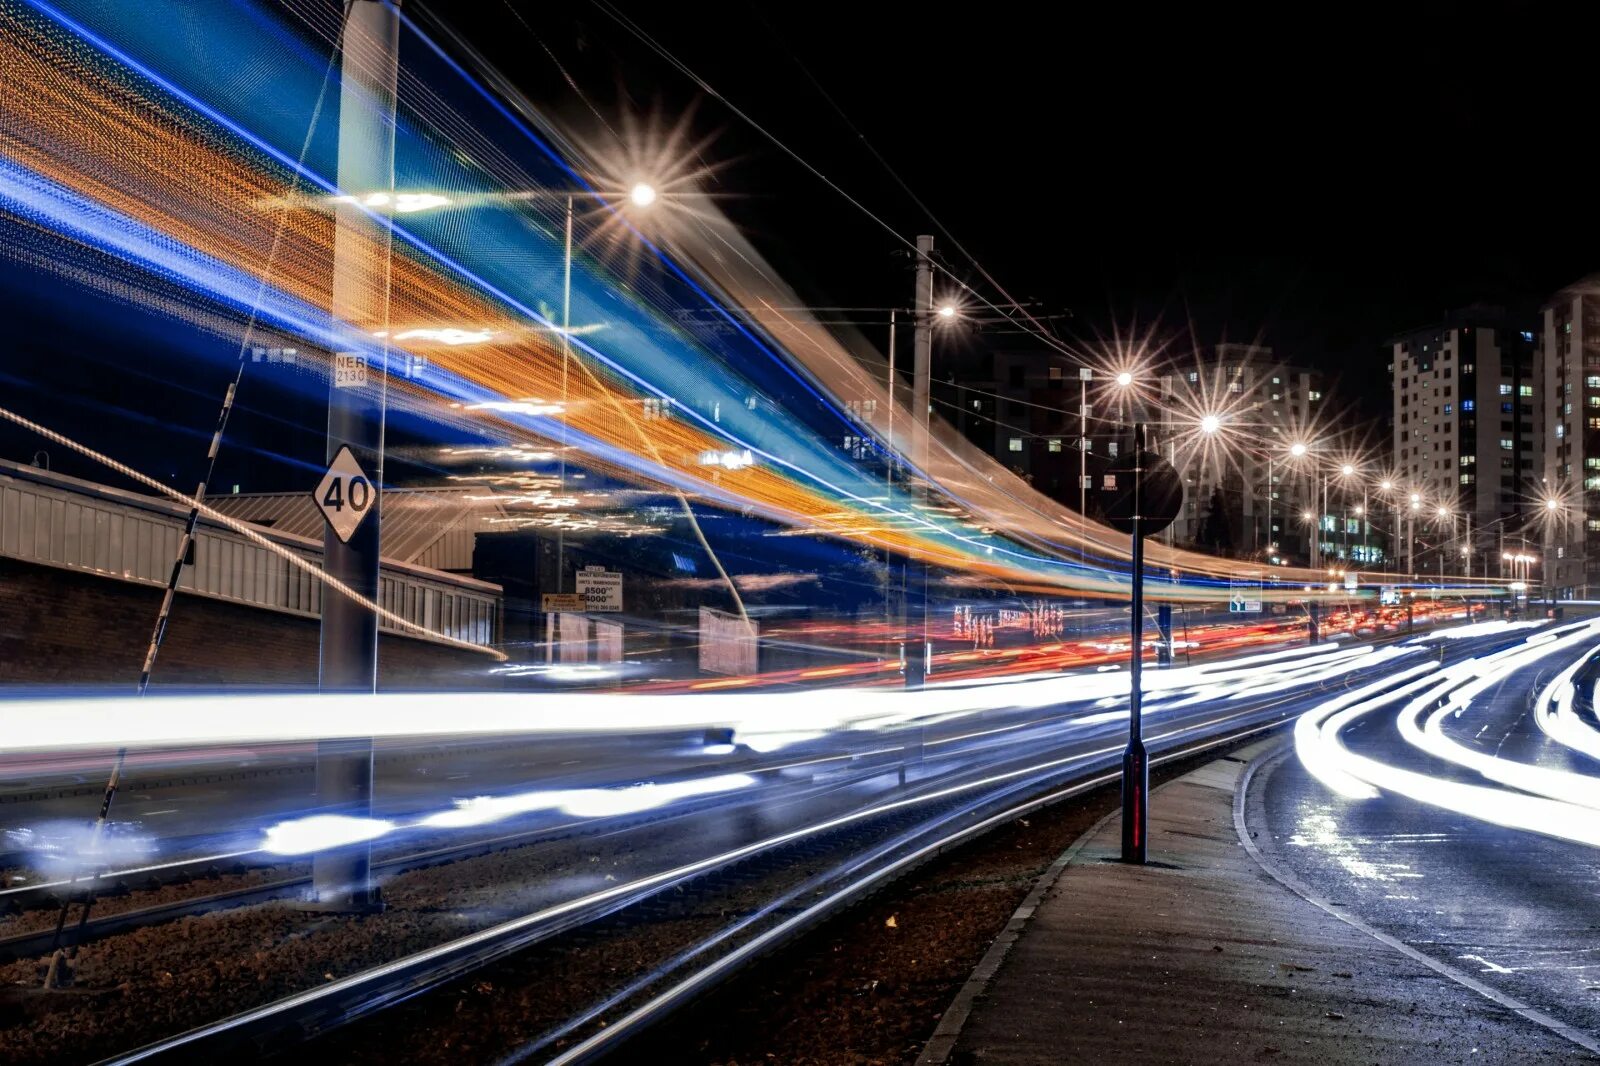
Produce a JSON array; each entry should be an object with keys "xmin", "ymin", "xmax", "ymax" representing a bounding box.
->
[{"xmin": 1296, "ymin": 619, "xmax": 1600, "ymax": 846}]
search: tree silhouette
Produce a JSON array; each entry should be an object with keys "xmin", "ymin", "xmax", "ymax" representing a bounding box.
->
[{"xmin": 1198, "ymin": 486, "xmax": 1234, "ymax": 554}]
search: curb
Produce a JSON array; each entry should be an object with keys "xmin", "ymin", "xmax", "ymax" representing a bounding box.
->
[
  {"xmin": 914, "ymin": 802, "xmax": 1118, "ymax": 1066},
  {"xmin": 917, "ymin": 735, "xmax": 1278, "ymax": 1066},
  {"xmin": 1235, "ymin": 745, "xmax": 1600, "ymax": 1059}
]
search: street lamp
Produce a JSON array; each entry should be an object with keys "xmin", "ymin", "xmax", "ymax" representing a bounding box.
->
[
  {"xmin": 551, "ymin": 180, "xmax": 658, "ymax": 659},
  {"xmin": 1274, "ymin": 440, "xmax": 1311, "ymax": 563},
  {"xmin": 1335, "ymin": 461, "xmax": 1361, "ymax": 565}
]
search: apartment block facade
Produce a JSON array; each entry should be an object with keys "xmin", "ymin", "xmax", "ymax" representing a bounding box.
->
[
  {"xmin": 1537, "ymin": 278, "xmax": 1600, "ymax": 595},
  {"xmin": 1389, "ymin": 309, "xmax": 1539, "ymax": 578}
]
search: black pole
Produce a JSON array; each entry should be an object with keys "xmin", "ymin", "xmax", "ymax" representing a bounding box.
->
[
  {"xmin": 1122, "ymin": 446, "xmax": 1148, "ymax": 864},
  {"xmin": 310, "ymin": 0, "xmax": 397, "ymax": 912}
]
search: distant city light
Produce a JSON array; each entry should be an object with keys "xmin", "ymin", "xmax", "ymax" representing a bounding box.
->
[
  {"xmin": 331, "ymin": 191, "xmax": 453, "ymax": 213},
  {"xmin": 389, "ymin": 327, "xmax": 495, "ymax": 346},
  {"xmin": 467, "ymin": 399, "xmax": 565, "ymax": 417},
  {"xmin": 699, "ymin": 448, "xmax": 756, "ymax": 470}
]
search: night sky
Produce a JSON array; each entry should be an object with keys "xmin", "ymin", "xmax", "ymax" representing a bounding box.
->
[
  {"xmin": 444, "ymin": 1, "xmax": 1600, "ymax": 419},
  {"xmin": 6, "ymin": 2, "xmax": 1600, "ymax": 488}
]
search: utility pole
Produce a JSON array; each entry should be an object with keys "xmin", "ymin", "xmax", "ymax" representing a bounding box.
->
[
  {"xmin": 312, "ymin": 0, "xmax": 398, "ymax": 912},
  {"xmin": 1079, "ymin": 369, "xmax": 1091, "ymax": 549},
  {"xmin": 905, "ymin": 235, "xmax": 934, "ymax": 689}
]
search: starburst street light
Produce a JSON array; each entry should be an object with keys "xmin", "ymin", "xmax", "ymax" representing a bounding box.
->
[
  {"xmin": 1290, "ymin": 441, "xmax": 1309, "ymax": 458},
  {"xmin": 1199, "ymin": 413, "xmax": 1222, "ymax": 435},
  {"xmin": 937, "ymin": 304, "xmax": 957, "ymax": 319},
  {"xmin": 1115, "ymin": 370, "xmax": 1134, "ymax": 387},
  {"xmin": 628, "ymin": 182, "xmax": 657, "ymax": 208}
]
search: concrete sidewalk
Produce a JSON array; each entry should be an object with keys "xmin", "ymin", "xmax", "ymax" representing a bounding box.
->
[{"xmin": 923, "ymin": 739, "xmax": 1595, "ymax": 1064}]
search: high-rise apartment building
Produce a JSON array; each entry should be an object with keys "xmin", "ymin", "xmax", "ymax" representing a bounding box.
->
[
  {"xmin": 1388, "ymin": 308, "xmax": 1538, "ymax": 579},
  {"xmin": 1537, "ymin": 278, "xmax": 1600, "ymax": 595}
]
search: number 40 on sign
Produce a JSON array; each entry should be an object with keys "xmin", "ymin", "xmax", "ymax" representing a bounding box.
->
[{"xmin": 313, "ymin": 445, "xmax": 376, "ymax": 544}]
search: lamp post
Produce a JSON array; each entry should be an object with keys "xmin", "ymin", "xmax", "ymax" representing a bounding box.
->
[
  {"xmin": 1288, "ymin": 441, "xmax": 1309, "ymax": 563},
  {"xmin": 547, "ymin": 183, "xmax": 658, "ymax": 663},
  {"xmin": 1408, "ymin": 492, "xmax": 1422, "ymax": 578},
  {"xmin": 1098, "ymin": 426, "xmax": 1181, "ymax": 866}
]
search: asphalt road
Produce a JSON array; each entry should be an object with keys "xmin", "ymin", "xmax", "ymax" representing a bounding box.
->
[{"xmin": 1251, "ymin": 644, "xmax": 1600, "ymax": 1049}]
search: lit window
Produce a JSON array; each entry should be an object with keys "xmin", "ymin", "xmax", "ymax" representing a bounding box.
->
[
  {"xmin": 1558, "ymin": 424, "xmax": 1567, "ymax": 438},
  {"xmin": 1008, "ymin": 437, "xmax": 1023, "ymax": 452},
  {"xmin": 1520, "ymin": 385, "xmax": 1534, "ymax": 397},
  {"xmin": 1228, "ymin": 382, "xmax": 1242, "ymax": 393},
  {"xmin": 1586, "ymin": 375, "xmax": 1600, "ymax": 389},
  {"xmin": 1586, "ymin": 457, "xmax": 1600, "ymax": 469},
  {"xmin": 1499, "ymin": 384, "xmax": 1513, "ymax": 395},
  {"xmin": 1500, "ymin": 439, "xmax": 1514, "ymax": 450},
  {"xmin": 1308, "ymin": 390, "xmax": 1323, "ymax": 401},
  {"xmin": 1048, "ymin": 438, "xmax": 1062, "ymax": 452},
  {"xmin": 1443, "ymin": 403, "xmax": 1453, "ymax": 415},
  {"xmin": 1590, "ymin": 397, "xmax": 1600, "ymax": 408},
  {"xmin": 1108, "ymin": 442, "xmax": 1120, "ymax": 458},
  {"xmin": 1460, "ymin": 473, "xmax": 1474, "ymax": 485},
  {"xmin": 1462, "ymin": 363, "xmax": 1474, "ymax": 374},
  {"xmin": 1462, "ymin": 400, "xmax": 1474, "ymax": 412},
  {"xmin": 1459, "ymin": 455, "xmax": 1474, "ymax": 466},
  {"xmin": 1187, "ymin": 371, "xmax": 1198, "ymax": 382}
]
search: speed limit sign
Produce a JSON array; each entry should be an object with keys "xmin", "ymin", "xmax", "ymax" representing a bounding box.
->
[{"xmin": 313, "ymin": 445, "xmax": 376, "ymax": 543}]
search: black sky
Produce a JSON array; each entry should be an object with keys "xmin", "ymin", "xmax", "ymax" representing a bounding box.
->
[
  {"xmin": 7, "ymin": 2, "xmax": 1598, "ymax": 489},
  {"xmin": 438, "ymin": 0, "xmax": 1600, "ymax": 420}
]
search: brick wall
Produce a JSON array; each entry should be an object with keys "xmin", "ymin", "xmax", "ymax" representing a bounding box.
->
[{"xmin": 0, "ymin": 557, "xmax": 497, "ymax": 689}]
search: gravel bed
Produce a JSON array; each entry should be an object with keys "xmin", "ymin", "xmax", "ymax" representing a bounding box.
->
[
  {"xmin": 0, "ymin": 862, "xmax": 308, "ymax": 938},
  {"xmin": 304, "ymin": 739, "xmax": 1259, "ymax": 1066},
  {"xmin": 0, "ymin": 805, "xmax": 739, "ymax": 1065}
]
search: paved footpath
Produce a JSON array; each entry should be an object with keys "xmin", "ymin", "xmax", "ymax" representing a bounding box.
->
[{"xmin": 922, "ymin": 738, "xmax": 1596, "ymax": 1065}]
